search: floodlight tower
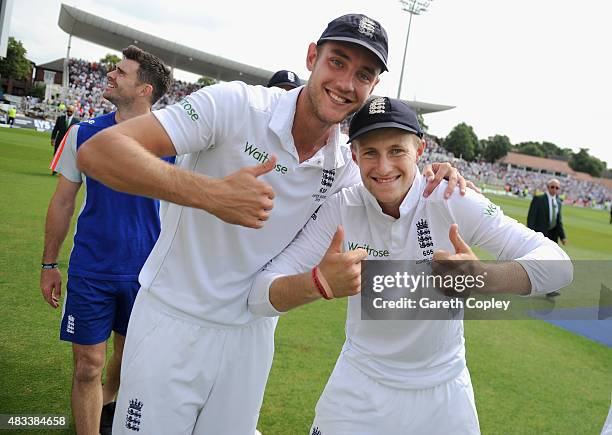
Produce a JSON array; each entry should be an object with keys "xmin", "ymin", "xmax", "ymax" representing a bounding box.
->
[{"xmin": 397, "ymin": 0, "xmax": 433, "ymax": 99}]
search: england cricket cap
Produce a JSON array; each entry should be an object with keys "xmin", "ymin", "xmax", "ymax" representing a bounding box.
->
[
  {"xmin": 317, "ymin": 14, "xmax": 389, "ymax": 72},
  {"xmin": 348, "ymin": 96, "xmax": 423, "ymax": 143},
  {"xmin": 267, "ymin": 70, "xmax": 301, "ymax": 89}
]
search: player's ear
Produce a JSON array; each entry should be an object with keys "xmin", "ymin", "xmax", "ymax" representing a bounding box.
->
[
  {"xmin": 306, "ymin": 43, "xmax": 318, "ymax": 72},
  {"xmin": 416, "ymin": 137, "xmax": 426, "ymax": 160},
  {"xmin": 351, "ymin": 142, "xmax": 358, "ymax": 163},
  {"xmin": 141, "ymin": 84, "xmax": 153, "ymax": 99},
  {"xmin": 368, "ymin": 76, "xmax": 381, "ymax": 96}
]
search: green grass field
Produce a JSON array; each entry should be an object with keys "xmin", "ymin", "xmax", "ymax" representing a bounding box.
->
[{"xmin": 0, "ymin": 128, "xmax": 610, "ymax": 434}]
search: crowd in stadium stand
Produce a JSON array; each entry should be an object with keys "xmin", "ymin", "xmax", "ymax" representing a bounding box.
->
[
  {"xmin": 42, "ymin": 59, "xmax": 204, "ymax": 118},
  {"xmin": 26, "ymin": 57, "xmax": 611, "ymax": 209},
  {"xmin": 153, "ymin": 80, "xmax": 201, "ymax": 110},
  {"xmin": 64, "ymin": 59, "xmax": 204, "ymax": 114},
  {"xmin": 66, "ymin": 59, "xmax": 113, "ymax": 118},
  {"xmin": 419, "ymin": 138, "xmax": 611, "ymax": 207}
]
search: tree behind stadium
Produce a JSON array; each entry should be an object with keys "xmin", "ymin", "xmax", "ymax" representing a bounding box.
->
[
  {"xmin": 100, "ymin": 53, "xmax": 121, "ymax": 67},
  {"xmin": 0, "ymin": 37, "xmax": 31, "ymax": 80},
  {"xmin": 197, "ymin": 76, "xmax": 217, "ymax": 87},
  {"xmin": 443, "ymin": 122, "xmax": 479, "ymax": 161},
  {"xmin": 569, "ymin": 148, "xmax": 607, "ymax": 177},
  {"xmin": 482, "ymin": 134, "xmax": 512, "ymax": 163}
]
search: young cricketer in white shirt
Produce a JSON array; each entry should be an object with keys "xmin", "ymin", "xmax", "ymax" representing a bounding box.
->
[{"xmin": 250, "ymin": 97, "xmax": 573, "ymax": 434}]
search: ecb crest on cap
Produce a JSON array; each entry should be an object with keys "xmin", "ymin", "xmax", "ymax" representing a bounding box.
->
[
  {"xmin": 287, "ymin": 71, "xmax": 295, "ymax": 82},
  {"xmin": 369, "ymin": 97, "xmax": 386, "ymax": 114},
  {"xmin": 358, "ymin": 16, "xmax": 377, "ymax": 38}
]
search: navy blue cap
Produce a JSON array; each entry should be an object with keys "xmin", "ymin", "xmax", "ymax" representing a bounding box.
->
[
  {"xmin": 267, "ymin": 70, "xmax": 301, "ymax": 89},
  {"xmin": 348, "ymin": 97, "xmax": 423, "ymax": 143},
  {"xmin": 317, "ymin": 14, "xmax": 389, "ymax": 72}
]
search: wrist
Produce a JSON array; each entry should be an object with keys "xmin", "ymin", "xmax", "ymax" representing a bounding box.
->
[
  {"xmin": 312, "ymin": 267, "xmax": 333, "ymax": 300},
  {"xmin": 478, "ymin": 261, "xmax": 500, "ymax": 293},
  {"xmin": 198, "ymin": 175, "xmax": 219, "ymax": 213},
  {"xmin": 41, "ymin": 262, "xmax": 59, "ymax": 270},
  {"xmin": 472, "ymin": 260, "xmax": 486, "ymax": 279}
]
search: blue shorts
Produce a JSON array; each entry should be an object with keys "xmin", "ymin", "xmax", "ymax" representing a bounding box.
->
[{"xmin": 60, "ymin": 275, "xmax": 140, "ymax": 345}]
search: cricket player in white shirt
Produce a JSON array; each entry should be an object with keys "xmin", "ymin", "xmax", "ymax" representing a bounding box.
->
[
  {"xmin": 76, "ymin": 14, "xmax": 473, "ymax": 435},
  {"xmin": 249, "ymin": 97, "xmax": 573, "ymax": 434}
]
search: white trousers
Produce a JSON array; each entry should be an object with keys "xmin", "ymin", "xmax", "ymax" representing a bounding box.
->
[
  {"xmin": 311, "ymin": 354, "xmax": 480, "ymax": 435},
  {"xmin": 112, "ymin": 290, "xmax": 276, "ymax": 435},
  {"xmin": 602, "ymin": 401, "xmax": 612, "ymax": 435}
]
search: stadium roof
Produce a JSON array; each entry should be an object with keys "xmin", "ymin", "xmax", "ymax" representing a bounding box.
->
[
  {"xmin": 37, "ymin": 58, "xmax": 64, "ymax": 72},
  {"xmin": 58, "ymin": 4, "xmax": 274, "ymax": 85},
  {"xmin": 57, "ymin": 4, "xmax": 454, "ymax": 115},
  {"xmin": 403, "ymin": 100, "xmax": 455, "ymax": 115}
]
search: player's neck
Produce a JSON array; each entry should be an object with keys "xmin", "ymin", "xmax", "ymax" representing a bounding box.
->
[
  {"xmin": 292, "ymin": 92, "xmax": 334, "ymax": 163},
  {"xmin": 114, "ymin": 101, "xmax": 151, "ymax": 124}
]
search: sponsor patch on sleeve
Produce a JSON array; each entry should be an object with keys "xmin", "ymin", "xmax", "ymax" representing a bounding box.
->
[{"xmin": 483, "ymin": 202, "xmax": 499, "ymax": 217}]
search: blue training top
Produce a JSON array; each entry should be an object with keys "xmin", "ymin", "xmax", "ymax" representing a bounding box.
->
[{"xmin": 66, "ymin": 111, "xmax": 174, "ymax": 281}]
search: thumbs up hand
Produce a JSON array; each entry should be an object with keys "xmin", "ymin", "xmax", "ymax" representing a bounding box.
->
[
  {"xmin": 317, "ymin": 226, "xmax": 368, "ymax": 298},
  {"xmin": 432, "ymin": 224, "xmax": 483, "ymax": 297},
  {"xmin": 433, "ymin": 224, "xmax": 475, "ymax": 262},
  {"xmin": 205, "ymin": 156, "xmax": 277, "ymax": 229},
  {"xmin": 246, "ymin": 155, "xmax": 278, "ymax": 178}
]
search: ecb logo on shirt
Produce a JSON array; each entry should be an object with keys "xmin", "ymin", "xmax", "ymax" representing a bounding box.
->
[
  {"xmin": 312, "ymin": 169, "xmax": 335, "ymax": 203},
  {"xmin": 416, "ymin": 218, "xmax": 434, "ymax": 262}
]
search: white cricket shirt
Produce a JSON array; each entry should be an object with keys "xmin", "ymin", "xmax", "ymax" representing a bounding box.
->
[
  {"xmin": 142, "ymin": 81, "xmax": 360, "ymax": 325},
  {"xmin": 250, "ymin": 171, "xmax": 572, "ymax": 388}
]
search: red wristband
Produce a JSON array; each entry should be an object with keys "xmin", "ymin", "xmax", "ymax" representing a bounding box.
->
[{"xmin": 312, "ymin": 266, "xmax": 333, "ymax": 300}]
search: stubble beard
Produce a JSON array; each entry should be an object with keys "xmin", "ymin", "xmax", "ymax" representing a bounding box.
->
[
  {"xmin": 306, "ymin": 84, "xmax": 353, "ymax": 126},
  {"xmin": 103, "ymin": 90, "xmax": 132, "ymax": 109}
]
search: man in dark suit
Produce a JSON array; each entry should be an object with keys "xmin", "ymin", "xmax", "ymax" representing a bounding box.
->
[
  {"xmin": 527, "ymin": 178, "xmax": 568, "ymax": 296},
  {"xmin": 51, "ymin": 105, "xmax": 80, "ymax": 157}
]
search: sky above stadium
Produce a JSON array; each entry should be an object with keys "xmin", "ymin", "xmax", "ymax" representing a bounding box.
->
[{"xmin": 8, "ymin": 0, "xmax": 612, "ymax": 167}]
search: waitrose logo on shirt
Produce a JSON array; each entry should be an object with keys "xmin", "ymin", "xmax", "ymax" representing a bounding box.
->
[
  {"xmin": 348, "ymin": 242, "xmax": 390, "ymax": 258},
  {"xmin": 178, "ymin": 98, "xmax": 199, "ymax": 121},
  {"xmin": 244, "ymin": 141, "xmax": 288, "ymax": 175}
]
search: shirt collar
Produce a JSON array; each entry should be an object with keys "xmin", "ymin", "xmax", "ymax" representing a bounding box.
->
[
  {"xmin": 269, "ymin": 86, "xmax": 301, "ymax": 157},
  {"xmin": 304, "ymin": 126, "xmax": 348, "ymax": 170},
  {"xmin": 268, "ymin": 86, "xmax": 348, "ymax": 170},
  {"xmin": 398, "ymin": 170, "xmax": 425, "ymax": 216}
]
